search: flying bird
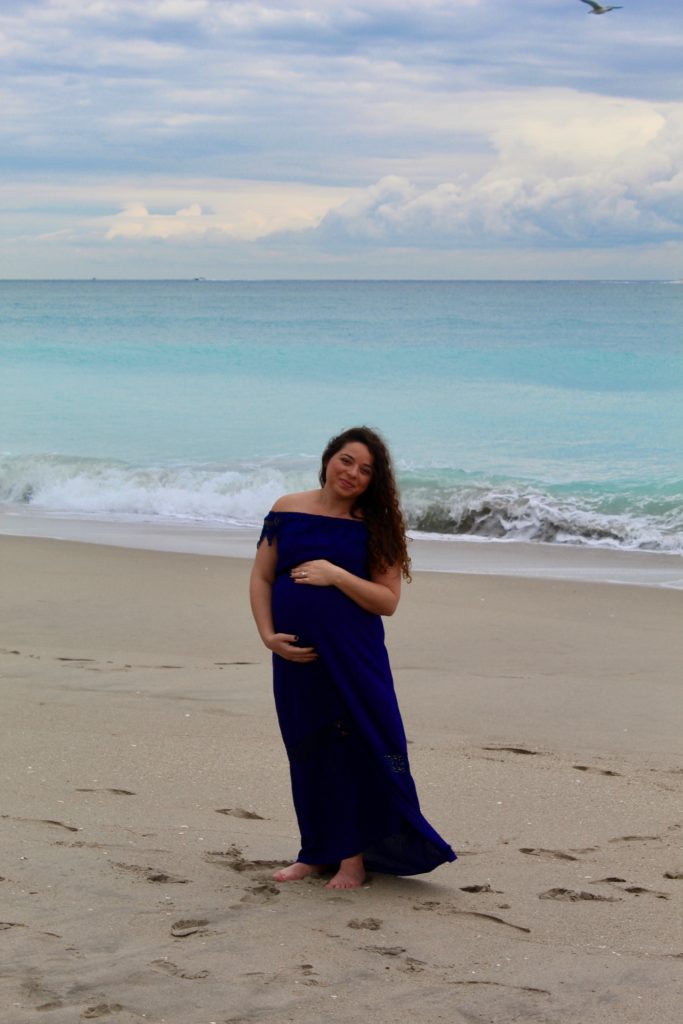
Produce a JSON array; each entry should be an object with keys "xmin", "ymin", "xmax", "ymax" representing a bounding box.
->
[{"xmin": 579, "ymin": 1, "xmax": 623, "ymax": 13}]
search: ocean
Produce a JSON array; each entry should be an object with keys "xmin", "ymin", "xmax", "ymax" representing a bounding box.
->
[{"xmin": 1, "ymin": 279, "xmax": 682, "ymax": 556}]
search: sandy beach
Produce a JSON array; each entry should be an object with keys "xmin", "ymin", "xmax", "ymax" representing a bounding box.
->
[{"xmin": 1, "ymin": 534, "xmax": 682, "ymax": 1024}]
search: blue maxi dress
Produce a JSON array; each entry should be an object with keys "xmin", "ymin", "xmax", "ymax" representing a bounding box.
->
[{"xmin": 259, "ymin": 511, "xmax": 456, "ymax": 876}]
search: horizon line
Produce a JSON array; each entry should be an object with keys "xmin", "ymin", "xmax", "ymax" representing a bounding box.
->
[{"xmin": 1, "ymin": 277, "xmax": 680, "ymax": 285}]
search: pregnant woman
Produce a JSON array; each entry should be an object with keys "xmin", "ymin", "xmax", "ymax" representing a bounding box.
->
[{"xmin": 249, "ymin": 426, "xmax": 456, "ymax": 890}]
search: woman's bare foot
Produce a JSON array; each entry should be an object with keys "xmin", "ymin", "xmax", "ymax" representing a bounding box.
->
[
  {"xmin": 273, "ymin": 861, "xmax": 323, "ymax": 882},
  {"xmin": 325, "ymin": 854, "xmax": 366, "ymax": 890}
]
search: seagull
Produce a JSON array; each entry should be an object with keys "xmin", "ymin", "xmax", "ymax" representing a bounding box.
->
[{"xmin": 580, "ymin": 1, "xmax": 623, "ymax": 13}]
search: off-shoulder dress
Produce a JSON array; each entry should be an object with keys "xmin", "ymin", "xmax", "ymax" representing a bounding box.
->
[{"xmin": 259, "ymin": 510, "xmax": 456, "ymax": 875}]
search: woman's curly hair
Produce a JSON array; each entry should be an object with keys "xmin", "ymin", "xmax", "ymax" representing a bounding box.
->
[{"xmin": 319, "ymin": 426, "xmax": 412, "ymax": 581}]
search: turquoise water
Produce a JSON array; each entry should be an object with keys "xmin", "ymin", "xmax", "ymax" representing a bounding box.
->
[{"xmin": 1, "ymin": 280, "xmax": 682, "ymax": 551}]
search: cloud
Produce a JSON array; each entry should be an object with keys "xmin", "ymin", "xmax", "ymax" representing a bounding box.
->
[
  {"xmin": 309, "ymin": 92, "xmax": 683, "ymax": 249},
  {"xmin": 2, "ymin": 1, "xmax": 681, "ymax": 189},
  {"xmin": 93, "ymin": 180, "xmax": 355, "ymax": 242},
  {"xmin": 2, "ymin": 2, "xmax": 683, "ymax": 277},
  {"xmin": 6, "ymin": 86, "xmax": 682, "ymax": 259}
]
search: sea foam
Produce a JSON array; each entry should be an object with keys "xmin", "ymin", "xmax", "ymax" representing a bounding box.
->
[{"xmin": 2, "ymin": 453, "xmax": 681, "ymax": 554}]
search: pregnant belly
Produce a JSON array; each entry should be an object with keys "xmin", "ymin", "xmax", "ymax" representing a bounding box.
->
[{"xmin": 272, "ymin": 576, "xmax": 360, "ymax": 644}]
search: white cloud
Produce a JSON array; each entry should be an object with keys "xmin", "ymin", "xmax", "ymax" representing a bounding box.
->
[
  {"xmin": 311, "ymin": 92, "xmax": 683, "ymax": 249},
  {"xmin": 176, "ymin": 202, "xmax": 202, "ymax": 217},
  {"xmin": 209, "ymin": 0, "xmax": 480, "ymax": 33},
  {"xmin": 96, "ymin": 180, "xmax": 355, "ymax": 242}
]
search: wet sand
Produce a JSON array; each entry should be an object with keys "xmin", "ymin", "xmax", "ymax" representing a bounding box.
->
[{"xmin": 1, "ymin": 535, "xmax": 682, "ymax": 1023}]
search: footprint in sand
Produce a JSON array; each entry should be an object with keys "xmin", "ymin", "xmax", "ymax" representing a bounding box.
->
[
  {"xmin": 608, "ymin": 834, "xmax": 661, "ymax": 844},
  {"xmin": 361, "ymin": 946, "xmax": 426, "ymax": 974},
  {"xmin": 520, "ymin": 848, "xmax": 578, "ymax": 861},
  {"xmin": 54, "ymin": 840, "xmax": 113, "ymax": 850},
  {"xmin": 347, "ymin": 918, "xmax": 382, "ymax": 930},
  {"xmin": 573, "ymin": 764, "xmax": 622, "ymax": 776},
  {"xmin": 296, "ymin": 964, "xmax": 319, "ymax": 986},
  {"xmin": 539, "ymin": 888, "xmax": 620, "ymax": 902},
  {"xmin": 482, "ymin": 746, "xmax": 541, "ymax": 756},
  {"xmin": 401, "ymin": 956, "xmax": 428, "ymax": 973},
  {"xmin": 449, "ymin": 910, "xmax": 531, "ymax": 934},
  {"xmin": 363, "ymin": 945, "xmax": 406, "ymax": 956},
  {"xmin": 240, "ymin": 882, "xmax": 280, "ymax": 904},
  {"xmin": 448, "ymin": 981, "xmax": 550, "ymax": 997},
  {"xmin": 41, "ymin": 818, "xmax": 79, "ymax": 832},
  {"xmin": 151, "ymin": 959, "xmax": 209, "ymax": 979},
  {"xmin": 459, "ymin": 883, "xmax": 503, "ymax": 894},
  {"xmin": 75, "ymin": 788, "xmax": 136, "ymax": 796},
  {"xmin": 22, "ymin": 976, "xmax": 61, "ymax": 1004},
  {"xmin": 204, "ymin": 846, "xmax": 285, "ymax": 874},
  {"xmin": 145, "ymin": 869, "xmax": 189, "ymax": 883},
  {"xmin": 170, "ymin": 918, "xmax": 209, "ymax": 938},
  {"xmin": 622, "ymin": 886, "xmax": 670, "ymax": 899},
  {"xmin": 1, "ymin": 816, "xmax": 81, "ymax": 833},
  {"xmin": 586, "ymin": 879, "xmax": 669, "ymax": 899},
  {"xmin": 80, "ymin": 1004, "xmax": 124, "ymax": 1019},
  {"xmin": 413, "ymin": 902, "xmax": 529, "ymax": 933},
  {"xmin": 112, "ymin": 863, "xmax": 189, "ymax": 884},
  {"xmin": 664, "ymin": 870, "xmax": 683, "ymax": 879},
  {"xmin": 215, "ymin": 807, "xmax": 266, "ymax": 820}
]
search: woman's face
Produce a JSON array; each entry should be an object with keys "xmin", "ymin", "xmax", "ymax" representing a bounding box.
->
[{"xmin": 324, "ymin": 442, "xmax": 374, "ymax": 501}]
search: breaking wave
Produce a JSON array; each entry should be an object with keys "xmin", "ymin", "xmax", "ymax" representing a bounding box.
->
[
  {"xmin": 1, "ymin": 453, "xmax": 682, "ymax": 554},
  {"xmin": 403, "ymin": 484, "xmax": 683, "ymax": 552}
]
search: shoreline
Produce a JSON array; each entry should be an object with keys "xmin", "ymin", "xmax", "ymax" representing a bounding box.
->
[{"xmin": 1, "ymin": 506, "xmax": 682, "ymax": 589}]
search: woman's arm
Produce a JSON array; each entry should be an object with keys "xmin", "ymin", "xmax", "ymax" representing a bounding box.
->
[
  {"xmin": 290, "ymin": 560, "xmax": 401, "ymax": 616},
  {"xmin": 249, "ymin": 539, "xmax": 318, "ymax": 661}
]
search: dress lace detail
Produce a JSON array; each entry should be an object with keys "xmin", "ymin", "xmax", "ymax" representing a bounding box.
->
[
  {"xmin": 384, "ymin": 753, "xmax": 408, "ymax": 774},
  {"xmin": 257, "ymin": 512, "xmax": 280, "ymax": 548}
]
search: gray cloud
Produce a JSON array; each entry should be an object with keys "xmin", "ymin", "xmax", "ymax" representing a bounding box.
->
[{"xmin": 3, "ymin": 1, "xmax": 682, "ymax": 179}]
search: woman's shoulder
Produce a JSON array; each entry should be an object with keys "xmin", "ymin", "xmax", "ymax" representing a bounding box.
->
[
  {"xmin": 258, "ymin": 494, "xmax": 316, "ymax": 548},
  {"xmin": 271, "ymin": 491, "xmax": 320, "ymax": 513}
]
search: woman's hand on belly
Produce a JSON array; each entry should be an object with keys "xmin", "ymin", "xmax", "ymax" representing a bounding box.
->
[
  {"xmin": 290, "ymin": 560, "xmax": 340, "ymax": 587},
  {"xmin": 291, "ymin": 557, "xmax": 400, "ymax": 616},
  {"xmin": 266, "ymin": 632, "xmax": 318, "ymax": 662}
]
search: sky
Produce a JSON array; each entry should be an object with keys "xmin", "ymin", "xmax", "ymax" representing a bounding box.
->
[{"xmin": 2, "ymin": 0, "xmax": 683, "ymax": 279}]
